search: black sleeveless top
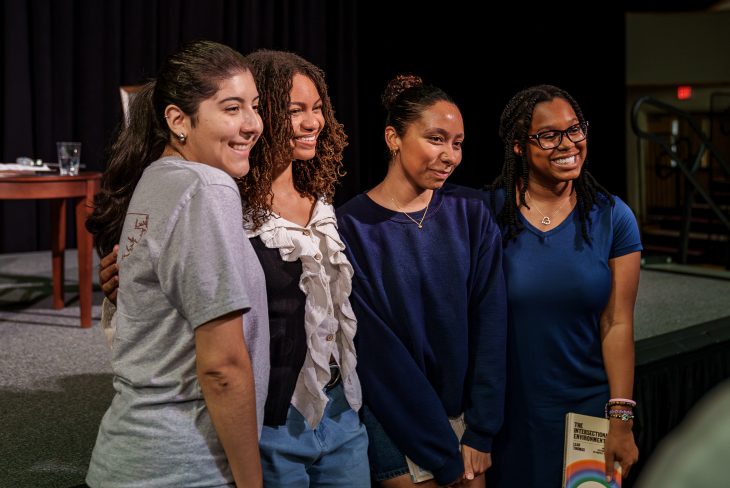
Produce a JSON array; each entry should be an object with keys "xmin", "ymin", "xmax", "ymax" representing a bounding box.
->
[{"xmin": 250, "ymin": 236, "xmax": 308, "ymax": 426}]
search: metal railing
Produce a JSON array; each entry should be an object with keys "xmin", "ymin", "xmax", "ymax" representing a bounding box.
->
[{"xmin": 631, "ymin": 96, "xmax": 730, "ymax": 264}]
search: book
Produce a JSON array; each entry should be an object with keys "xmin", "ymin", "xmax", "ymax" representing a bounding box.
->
[
  {"xmin": 405, "ymin": 415, "xmax": 466, "ymax": 483},
  {"xmin": 563, "ymin": 412, "xmax": 622, "ymax": 488}
]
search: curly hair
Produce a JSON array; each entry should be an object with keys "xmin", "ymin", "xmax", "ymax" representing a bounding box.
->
[
  {"xmin": 486, "ymin": 84, "xmax": 613, "ymax": 245},
  {"xmin": 86, "ymin": 40, "xmax": 250, "ymax": 256},
  {"xmin": 238, "ymin": 50, "xmax": 348, "ymax": 230}
]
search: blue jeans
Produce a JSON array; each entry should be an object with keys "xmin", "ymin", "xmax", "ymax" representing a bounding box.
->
[
  {"xmin": 259, "ymin": 384, "xmax": 370, "ymax": 487},
  {"xmin": 360, "ymin": 405, "xmax": 410, "ymax": 481}
]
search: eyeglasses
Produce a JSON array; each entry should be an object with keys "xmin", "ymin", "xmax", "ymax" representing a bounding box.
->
[{"xmin": 528, "ymin": 122, "xmax": 588, "ymax": 150}]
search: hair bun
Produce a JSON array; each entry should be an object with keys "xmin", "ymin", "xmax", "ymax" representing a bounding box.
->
[{"xmin": 382, "ymin": 74, "xmax": 423, "ymax": 111}]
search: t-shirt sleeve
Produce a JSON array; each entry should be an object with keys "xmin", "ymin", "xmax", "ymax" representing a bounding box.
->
[
  {"xmin": 610, "ymin": 196, "xmax": 643, "ymax": 259},
  {"xmin": 158, "ymin": 183, "xmax": 250, "ymax": 329}
]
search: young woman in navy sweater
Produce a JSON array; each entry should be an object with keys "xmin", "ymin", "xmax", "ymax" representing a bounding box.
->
[{"xmin": 337, "ymin": 75, "xmax": 508, "ymax": 488}]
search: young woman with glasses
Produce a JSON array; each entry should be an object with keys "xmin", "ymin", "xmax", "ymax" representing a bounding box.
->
[{"xmin": 484, "ymin": 84, "xmax": 641, "ymax": 487}]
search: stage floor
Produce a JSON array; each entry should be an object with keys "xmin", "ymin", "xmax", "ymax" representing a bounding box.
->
[{"xmin": 635, "ymin": 267, "xmax": 730, "ymax": 341}]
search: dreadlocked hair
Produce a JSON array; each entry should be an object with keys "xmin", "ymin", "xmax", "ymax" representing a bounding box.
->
[
  {"xmin": 486, "ymin": 84, "xmax": 613, "ymax": 245},
  {"xmin": 238, "ymin": 50, "xmax": 348, "ymax": 230}
]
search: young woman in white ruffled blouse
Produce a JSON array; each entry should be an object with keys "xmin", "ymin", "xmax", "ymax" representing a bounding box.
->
[{"xmin": 236, "ymin": 49, "xmax": 369, "ymax": 487}]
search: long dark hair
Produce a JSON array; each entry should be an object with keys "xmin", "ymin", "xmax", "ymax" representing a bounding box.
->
[
  {"xmin": 237, "ymin": 49, "xmax": 347, "ymax": 231},
  {"xmin": 487, "ymin": 84, "xmax": 613, "ymax": 244},
  {"xmin": 86, "ymin": 40, "xmax": 251, "ymax": 256}
]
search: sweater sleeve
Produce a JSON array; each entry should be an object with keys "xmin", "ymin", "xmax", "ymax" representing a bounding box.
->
[
  {"xmin": 351, "ymin": 283, "xmax": 465, "ymax": 486},
  {"xmin": 461, "ymin": 207, "xmax": 507, "ymax": 453}
]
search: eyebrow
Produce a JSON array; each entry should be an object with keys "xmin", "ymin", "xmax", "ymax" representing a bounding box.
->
[
  {"xmin": 218, "ymin": 95, "xmax": 260, "ymax": 104},
  {"xmin": 533, "ymin": 119, "xmax": 579, "ymax": 132},
  {"xmin": 427, "ymin": 127, "xmax": 465, "ymax": 138},
  {"xmin": 288, "ymin": 98, "xmax": 323, "ymax": 107}
]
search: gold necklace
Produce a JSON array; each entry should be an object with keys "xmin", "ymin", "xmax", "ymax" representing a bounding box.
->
[
  {"xmin": 526, "ymin": 190, "xmax": 572, "ymax": 226},
  {"xmin": 390, "ymin": 193, "xmax": 431, "ymax": 229}
]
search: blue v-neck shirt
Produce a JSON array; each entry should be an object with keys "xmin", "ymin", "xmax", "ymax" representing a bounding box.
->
[{"xmin": 486, "ymin": 188, "xmax": 642, "ymax": 488}]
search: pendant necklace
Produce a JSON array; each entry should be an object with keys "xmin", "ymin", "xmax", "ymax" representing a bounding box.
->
[
  {"xmin": 526, "ymin": 190, "xmax": 572, "ymax": 226},
  {"xmin": 390, "ymin": 193, "xmax": 431, "ymax": 229}
]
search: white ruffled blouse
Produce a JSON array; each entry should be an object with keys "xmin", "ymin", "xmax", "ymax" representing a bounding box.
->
[{"xmin": 246, "ymin": 199, "xmax": 362, "ymax": 428}]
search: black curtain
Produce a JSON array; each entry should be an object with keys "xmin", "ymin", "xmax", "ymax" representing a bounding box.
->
[
  {"xmin": 0, "ymin": 0, "xmax": 359, "ymax": 252},
  {"xmin": 626, "ymin": 339, "xmax": 730, "ymax": 486},
  {"xmin": 352, "ymin": 6, "xmax": 628, "ymax": 202},
  {"xmin": 2, "ymin": 2, "xmax": 629, "ymax": 254}
]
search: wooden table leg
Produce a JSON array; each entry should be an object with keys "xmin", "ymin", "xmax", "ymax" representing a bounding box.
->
[
  {"xmin": 50, "ymin": 199, "xmax": 66, "ymax": 310},
  {"xmin": 76, "ymin": 188, "xmax": 95, "ymax": 328}
]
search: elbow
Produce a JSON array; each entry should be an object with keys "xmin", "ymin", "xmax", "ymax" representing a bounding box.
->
[{"xmin": 197, "ymin": 355, "xmax": 251, "ymax": 393}]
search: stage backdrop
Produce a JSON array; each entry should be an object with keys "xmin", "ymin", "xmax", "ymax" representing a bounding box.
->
[{"xmin": 1, "ymin": 1, "xmax": 628, "ymax": 253}]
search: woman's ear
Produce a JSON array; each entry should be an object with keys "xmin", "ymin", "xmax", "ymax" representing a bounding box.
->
[
  {"xmin": 164, "ymin": 105, "xmax": 187, "ymax": 139},
  {"xmin": 385, "ymin": 126, "xmax": 400, "ymax": 155},
  {"xmin": 513, "ymin": 141, "xmax": 522, "ymax": 157}
]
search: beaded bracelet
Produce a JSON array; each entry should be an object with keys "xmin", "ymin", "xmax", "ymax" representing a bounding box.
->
[
  {"xmin": 605, "ymin": 402, "xmax": 635, "ymax": 419},
  {"xmin": 607, "ymin": 410, "xmax": 635, "ymax": 421},
  {"xmin": 609, "ymin": 397, "xmax": 636, "ymax": 407}
]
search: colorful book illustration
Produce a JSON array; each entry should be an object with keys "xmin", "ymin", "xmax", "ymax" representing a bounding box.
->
[
  {"xmin": 563, "ymin": 412, "xmax": 622, "ymax": 488},
  {"xmin": 405, "ymin": 415, "xmax": 466, "ymax": 483}
]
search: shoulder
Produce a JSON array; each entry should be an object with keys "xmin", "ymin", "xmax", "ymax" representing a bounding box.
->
[
  {"xmin": 438, "ymin": 184, "xmax": 488, "ymax": 212},
  {"xmin": 183, "ymin": 161, "xmax": 240, "ymax": 191},
  {"xmin": 145, "ymin": 158, "xmax": 239, "ymax": 195},
  {"xmin": 592, "ymin": 194, "xmax": 637, "ymax": 223},
  {"xmin": 609, "ymin": 195, "xmax": 635, "ymax": 216},
  {"xmin": 438, "ymin": 184, "xmax": 497, "ymax": 222},
  {"xmin": 598, "ymin": 194, "xmax": 642, "ymax": 256},
  {"xmin": 481, "ymin": 186, "xmax": 506, "ymax": 215},
  {"xmin": 336, "ymin": 193, "xmax": 378, "ymax": 224},
  {"xmin": 440, "ymin": 183, "xmax": 488, "ymax": 203},
  {"xmin": 314, "ymin": 197, "xmax": 336, "ymax": 217},
  {"xmin": 337, "ymin": 193, "xmax": 368, "ymax": 214}
]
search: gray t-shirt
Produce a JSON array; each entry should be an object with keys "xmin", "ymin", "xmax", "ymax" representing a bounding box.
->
[{"xmin": 87, "ymin": 157, "xmax": 269, "ymax": 488}]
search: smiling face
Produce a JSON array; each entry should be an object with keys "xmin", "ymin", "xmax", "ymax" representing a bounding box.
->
[
  {"xmin": 288, "ymin": 73, "xmax": 325, "ymax": 161},
  {"xmin": 389, "ymin": 100, "xmax": 464, "ymax": 191},
  {"xmin": 520, "ymin": 97, "xmax": 586, "ymax": 188},
  {"xmin": 182, "ymin": 70, "xmax": 263, "ymax": 177}
]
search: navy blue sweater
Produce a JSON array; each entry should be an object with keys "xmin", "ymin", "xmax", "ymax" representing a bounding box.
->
[{"xmin": 337, "ymin": 184, "xmax": 507, "ymax": 485}]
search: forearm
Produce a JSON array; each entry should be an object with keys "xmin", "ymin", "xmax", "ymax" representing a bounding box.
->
[
  {"xmin": 601, "ymin": 252, "xmax": 640, "ymax": 401},
  {"xmin": 601, "ymin": 320, "xmax": 635, "ymax": 399},
  {"xmin": 602, "ymin": 323, "xmax": 636, "ymax": 441},
  {"xmin": 199, "ymin": 356, "xmax": 262, "ymax": 487}
]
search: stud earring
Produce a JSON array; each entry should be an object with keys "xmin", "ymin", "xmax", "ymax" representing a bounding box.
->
[{"xmin": 177, "ymin": 133, "xmax": 186, "ymax": 143}]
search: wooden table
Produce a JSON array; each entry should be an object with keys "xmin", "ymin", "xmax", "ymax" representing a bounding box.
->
[{"xmin": 0, "ymin": 172, "xmax": 102, "ymax": 327}]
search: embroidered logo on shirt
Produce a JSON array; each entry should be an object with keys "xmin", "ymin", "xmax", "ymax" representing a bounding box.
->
[{"xmin": 121, "ymin": 213, "xmax": 149, "ymax": 260}]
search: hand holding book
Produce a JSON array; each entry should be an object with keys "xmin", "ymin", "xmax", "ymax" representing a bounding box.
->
[
  {"xmin": 563, "ymin": 413, "xmax": 621, "ymax": 488},
  {"xmin": 604, "ymin": 418, "xmax": 638, "ymax": 481}
]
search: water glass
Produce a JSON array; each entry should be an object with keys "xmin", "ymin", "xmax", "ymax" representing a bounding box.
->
[{"xmin": 57, "ymin": 142, "xmax": 82, "ymax": 176}]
